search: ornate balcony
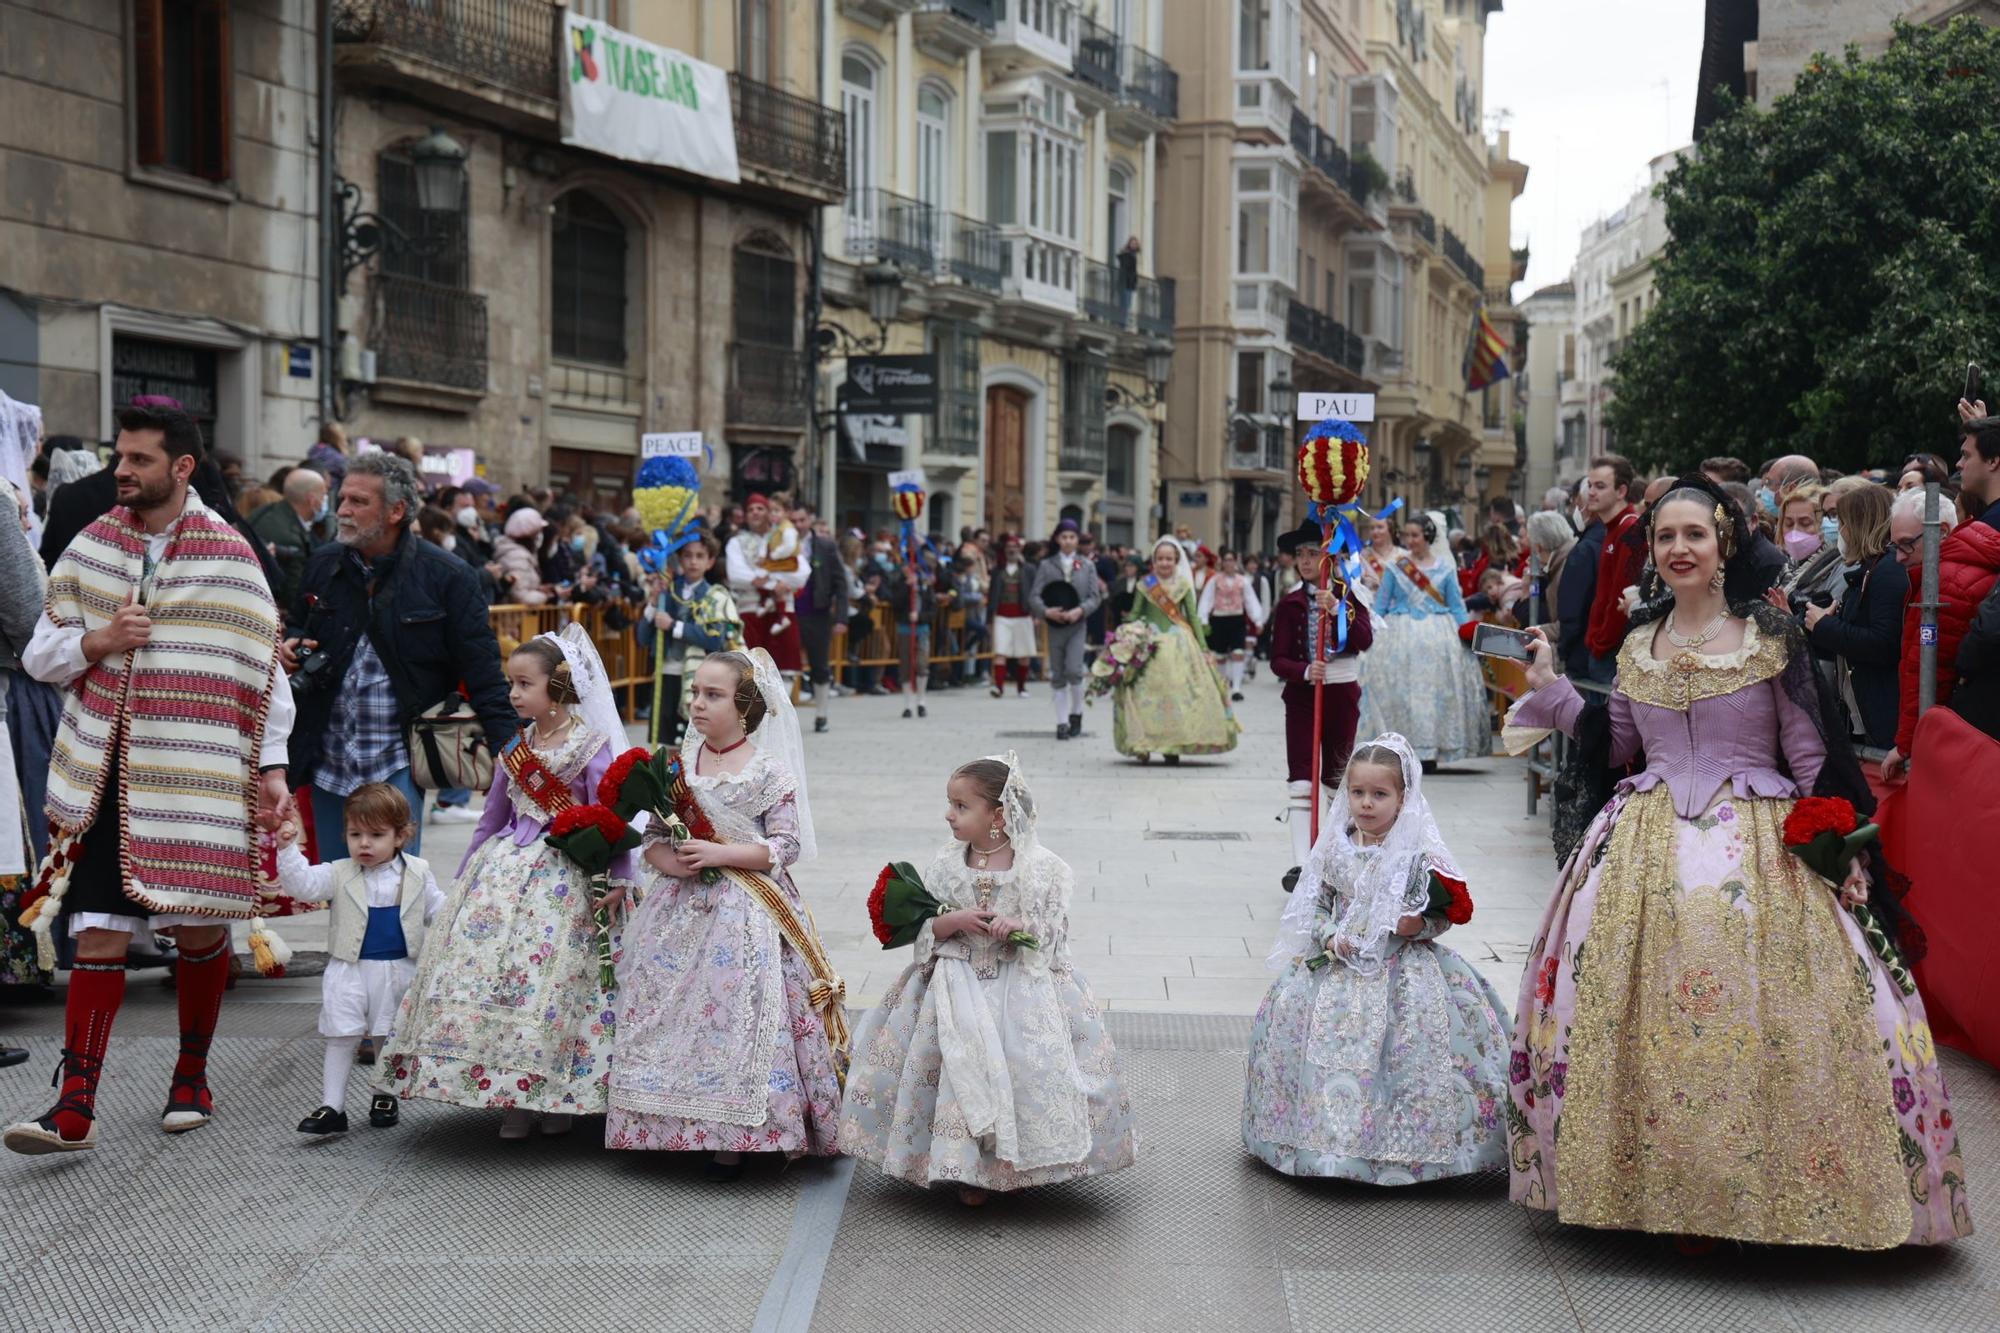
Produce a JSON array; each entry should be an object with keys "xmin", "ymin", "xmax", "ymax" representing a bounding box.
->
[
  {"xmin": 1135, "ymin": 275, "xmax": 1176, "ymax": 338},
  {"xmin": 1441, "ymin": 226, "xmax": 1486, "ymax": 291},
  {"xmin": 942, "ymin": 212, "xmax": 1003, "ymax": 292},
  {"xmin": 914, "ymin": 0, "xmax": 995, "ymax": 59},
  {"xmin": 730, "ymin": 74, "xmax": 848, "ymax": 204},
  {"xmin": 1121, "ymin": 45, "xmax": 1178, "ymax": 123},
  {"xmin": 1073, "ymin": 14, "xmax": 1122, "ymax": 106},
  {"xmin": 727, "ymin": 343, "xmax": 810, "ymax": 430},
  {"xmin": 1286, "ymin": 299, "xmax": 1369, "ymax": 379},
  {"xmin": 1082, "ymin": 259, "xmax": 1126, "ymax": 327},
  {"xmin": 990, "ymin": 0, "xmax": 1076, "ymax": 74},
  {"xmin": 371, "ymin": 275, "xmax": 488, "ymax": 398},
  {"xmin": 332, "ymin": 0, "xmax": 560, "ymax": 128},
  {"xmin": 842, "ymin": 188, "xmax": 938, "ymax": 272}
]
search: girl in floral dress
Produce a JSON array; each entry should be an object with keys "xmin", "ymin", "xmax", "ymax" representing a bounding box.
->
[
  {"xmin": 606, "ymin": 650, "xmax": 844, "ymax": 1180},
  {"xmin": 1244, "ymin": 735, "xmax": 1512, "ymax": 1183},
  {"xmin": 839, "ymin": 753, "xmax": 1137, "ymax": 1206},
  {"xmin": 1112, "ymin": 538, "xmax": 1239, "ymax": 763},
  {"xmin": 378, "ymin": 625, "xmax": 632, "ymax": 1139}
]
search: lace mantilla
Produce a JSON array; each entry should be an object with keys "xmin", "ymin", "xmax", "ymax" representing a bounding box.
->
[
  {"xmin": 504, "ymin": 724, "xmax": 606, "ymax": 823},
  {"xmin": 1617, "ymin": 617, "xmax": 1787, "ymax": 712}
]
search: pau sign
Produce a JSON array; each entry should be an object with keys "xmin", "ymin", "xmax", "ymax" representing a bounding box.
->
[{"xmin": 561, "ymin": 14, "xmax": 740, "ymax": 184}]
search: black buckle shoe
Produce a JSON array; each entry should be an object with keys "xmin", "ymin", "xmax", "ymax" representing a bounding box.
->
[
  {"xmin": 814, "ymin": 717, "xmax": 828, "ymax": 734},
  {"xmin": 368, "ymin": 1094, "xmax": 400, "ymax": 1128},
  {"xmin": 1068, "ymin": 713, "xmax": 1084, "ymax": 738},
  {"xmin": 1281, "ymin": 866, "xmax": 1302, "ymax": 895},
  {"xmin": 297, "ymin": 1105, "xmax": 349, "ymax": 1135},
  {"xmin": 1056, "ymin": 723, "xmax": 1069, "ymax": 741},
  {"xmin": 354, "ymin": 1038, "xmax": 377, "ymax": 1066}
]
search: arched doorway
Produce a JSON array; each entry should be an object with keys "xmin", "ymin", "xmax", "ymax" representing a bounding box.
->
[{"xmin": 985, "ymin": 384, "xmax": 1029, "ymax": 534}]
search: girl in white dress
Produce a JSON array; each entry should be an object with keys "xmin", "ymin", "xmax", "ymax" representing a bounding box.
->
[
  {"xmin": 839, "ymin": 753, "xmax": 1137, "ymax": 1205},
  {"xmin": 278, "ymin": 782, "xmax": 444, "ymax": 1136}
]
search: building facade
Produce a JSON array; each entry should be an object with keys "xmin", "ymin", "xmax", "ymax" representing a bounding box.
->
[
  {"xmin": 1568, "ymin": 145, "xmax": 1681, "ymax": 462},
  {"xmin": 1517, "ymin": 279, "xmax": 1574, "ymax": 503},
  {"xmin": 1157, "ymin": 0, "xmax": 1516, "ymax": 549},
  {"xmin": 0, "ymin": 0, "xmax": 325, "ymax": 471},
  {"xmin": 330, "ymin": 0, "xmax": 844, "ymax": 501},
  {"xmin": 817, "ymin": 0, "xmax": 1178, "ymax": 545}
]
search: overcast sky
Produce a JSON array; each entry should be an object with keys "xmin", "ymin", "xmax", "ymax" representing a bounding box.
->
[{"xmin": 1485, "ymin": 0, "xmax": 1708, "ymax": 295}]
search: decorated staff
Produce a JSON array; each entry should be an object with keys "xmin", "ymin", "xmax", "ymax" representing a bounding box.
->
[
  {"xmin": 1294, "ymin": 419, "xmax": 1371, "ymax": 840},
  {"xmin": 891, "ymin": 481, "xmax": 927, "ymax": 716}
]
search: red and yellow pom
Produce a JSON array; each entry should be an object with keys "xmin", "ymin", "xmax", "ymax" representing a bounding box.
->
[
  {"xmin": 891, "ymin": 488, "xmax": 926, "ymax": 522},
  {"xmin": 1295, "ymin": 420, "xmax": 1370, "ymax": 507}
]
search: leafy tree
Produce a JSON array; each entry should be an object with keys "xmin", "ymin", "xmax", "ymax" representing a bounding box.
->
[{"xmin": 1608, "ymin": 18, "xmax": 2000, "ymax": 474}]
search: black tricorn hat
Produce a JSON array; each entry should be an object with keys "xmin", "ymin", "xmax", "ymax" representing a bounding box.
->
[{"xmin": 1276, "ymin": 518, "xmax": 1322, "ymax": 556}]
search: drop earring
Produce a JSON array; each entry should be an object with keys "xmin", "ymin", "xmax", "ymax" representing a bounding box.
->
[{"xmin": 1709, "ymin": 568, "xmax": 1725, "ymax": 592}]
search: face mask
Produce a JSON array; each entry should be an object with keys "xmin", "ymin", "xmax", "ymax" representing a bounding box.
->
[
  {"xmin": 315, "ymin": 495, "xmax": 331, "ymax": 523},
  {"xmin": 456, "ymin": 506, "xmax": 479, "ymax": 528},
  {"xmin": 1756, "ymin": 485, "xmax": 1779, "ymax": 516},
  {"xmin": 1836, "ymin": 533, "xmax": 1851, "ymax": 562},
  {"xmin": 569, "ymin": 535, "xmax": 587, "ymax": 555},
  {"xmin": 441, "ymin": 534, "xmax": 456, "ymax": 552},
  {"xmin": 1821, "ymin": 515, "xmax": 1840, "ymax": 547},
  {"xmin": 1783, "ymin": 528, "xmax": 1821, "ymax": 559}
]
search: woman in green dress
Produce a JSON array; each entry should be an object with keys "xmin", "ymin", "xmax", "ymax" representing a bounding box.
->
[{"xmin": 1112, "ymin": 538, "xmax": 1240, "ymax": 763}]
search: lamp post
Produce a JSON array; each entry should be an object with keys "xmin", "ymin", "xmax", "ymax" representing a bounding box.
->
[
  {"xmin": 334, "ymin": 125, "xmax": 470, "ymax": 288},
  {"xmin": 1105, "ymin": 340, "xmax": 1177, "ymax": 410},
  {"xmin": 1268, "ymin": 372, "xmax": 1296, "ymax": 421}
]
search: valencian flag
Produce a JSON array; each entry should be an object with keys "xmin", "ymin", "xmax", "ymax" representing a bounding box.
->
[{"xmin": 1463, "ymin": 304, "xmax": 1511, "ymax": 391}]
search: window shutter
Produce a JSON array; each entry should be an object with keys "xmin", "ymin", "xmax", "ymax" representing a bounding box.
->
[
  {"xmin": 132, "ymin": 0, "xmax": 166, "ymax": 166},
  {"xmin": 192, "ymin": 0, "xmax": 232, "ymax": 181}
]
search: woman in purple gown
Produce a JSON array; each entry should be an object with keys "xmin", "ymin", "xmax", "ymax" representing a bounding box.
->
[{"xmin": 1507, "ymin": 476, "xmax": 1970, "ymax": 1249}]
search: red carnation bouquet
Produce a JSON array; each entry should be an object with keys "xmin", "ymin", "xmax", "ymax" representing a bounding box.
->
[
  {"xmin": 1781, "ymin": 796, "xmax": 1913, "ymax": 995},
  {"xmin": 867, "ymin": 861, "xmax": 1037, "ymax": 951},
  {"xmin": 545, "ymin": 803, "xmax": 641, "ymax": 991},
  {"xmin": 598, "ymin": 745, "xmax": 722, "ymax": 884}
]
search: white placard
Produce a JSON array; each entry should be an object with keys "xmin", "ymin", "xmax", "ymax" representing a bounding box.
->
[
  {"xmin": 888, "ymin": 468, "xmax": 927, "ymax": 489},
  {"xmin": 642, "ymin": 432, "xmax": 705, "ymax": 459},
  {"xmin": 561, "ymin": 15, "xmax": 740, "ymax": 184},
  {"xmin": 1296, "ymin": 392, "xmax": 1377, "ymax": 422}
]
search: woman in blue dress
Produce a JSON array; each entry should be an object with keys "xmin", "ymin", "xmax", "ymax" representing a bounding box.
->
[{"xmin": 1355, "ymin": 514, "xmax": 1491, "ymax": 764}]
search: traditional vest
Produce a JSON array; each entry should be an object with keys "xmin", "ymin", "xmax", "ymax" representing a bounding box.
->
[
  {"xmin": 324, "ymin": 854, "xmax": 433, "ymax": 964},
  {"xmin": 1212, "ymin": 575, "xmax": 1246, "ymax": 617},
  {"xmin": 42, "ymin": 494, "xmax": 279, "ymax": 916}
]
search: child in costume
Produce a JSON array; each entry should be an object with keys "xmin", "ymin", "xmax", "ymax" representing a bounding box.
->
[
  {"xmin": 606, "ymin": 649, "xmax": 845, "ymax": 1178},
  {"xmin": 1243, "ymin": 734, "xmax": 1512, "ymax": 1183},
  {"xmin": 839, "ymin": 753, "xmax": 1137, "ymax": 1206},
  {"xmin": 1112, "ymin": 538, "xmax": 1239, "ymax": 763},
  {"xmin": 1198, "ymin": 549, "xmax": 1265, "ymax": 702},
  {"xmin": 987, "ymin": 535, "xmax": 1036, "ymax": 697},
  {"xmin": 277, "ymin": 782, "xmax": 444, "ymax": 1135},
  {"xmin": 638, "ymin": 533, "xmax": 743, "ymax": 746},
  {"xmin": 378, "ymin": 625, "xmax": 632, "ymax": 1139}
]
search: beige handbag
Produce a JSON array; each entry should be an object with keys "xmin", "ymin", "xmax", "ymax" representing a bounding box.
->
[{"xmin": 407, "ymin": 696, "xmax": 496, "ymax": 792}]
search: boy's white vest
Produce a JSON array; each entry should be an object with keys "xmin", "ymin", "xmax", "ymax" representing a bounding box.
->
[{"xmin": 325, "ymin": 854, "xmax": 433, "ymax": 965}]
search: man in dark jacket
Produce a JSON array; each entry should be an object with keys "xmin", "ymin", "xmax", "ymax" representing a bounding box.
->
[
  {"xmin": 282, "ymin": 453, "xmax": 515, "ymax": 855},
  {"xmin": 790, "ymin": 502, "xmax": 848, "ymax": 734},
  {"xmin": 247, "ymin": 467, "xmax": 329, "ymax": 618},
  {"xmin": 1555, "ymin": 510, "xmax": 1606, "ymax": 681}
]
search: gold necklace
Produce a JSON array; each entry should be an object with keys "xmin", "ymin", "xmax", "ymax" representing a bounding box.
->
[
  {"xmin": 534, "ymin": 712, "xmax": 575, "ymax": 750},
  {"xmin": 1665, "ymin": 606, "xmax": 1728, "ymax": 649},
  {"xmin": 970, "ymin": 832, "xmax": 1009, "ymax": 870}
]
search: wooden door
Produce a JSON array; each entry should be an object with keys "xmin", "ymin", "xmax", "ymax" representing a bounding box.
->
[{"xmin": 985, "ymin": 385, "xmax": 1028, "ymax": 535}]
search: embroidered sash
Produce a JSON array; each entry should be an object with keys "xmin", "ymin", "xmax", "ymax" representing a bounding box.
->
[
  {"xmin": 1141, "ymin": 576, "xmax": 1195, "ymax": 633},
  {"xmin": 502, "ymin": 733, "xmax": 576, "ymax": 819},
  {"xmin": 1393, "ymin": 555, "xmax": 1450, "ymax": 608}
]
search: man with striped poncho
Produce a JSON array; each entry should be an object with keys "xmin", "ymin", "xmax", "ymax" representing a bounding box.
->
[{"xmin": 4, "ymin": 404, "xmax": 294, "ymax": 1155}]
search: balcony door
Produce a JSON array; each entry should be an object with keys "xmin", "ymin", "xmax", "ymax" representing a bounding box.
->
[
  {"xmin": 985, "ymin": 385, "xmax": 1029, "ymax": 535},
  {"xmin": 842, "ymin": 52, "xmax": 880, "ymax": 231}
]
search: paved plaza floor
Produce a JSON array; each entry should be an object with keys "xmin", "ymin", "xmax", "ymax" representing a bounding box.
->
[{"xmin": 2, "ymin": 673, "xmax": 1993, "ymax": 1331}]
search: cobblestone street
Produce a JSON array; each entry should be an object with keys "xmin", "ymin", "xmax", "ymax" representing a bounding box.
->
[{"xmin": 3, "ymin": 677, "xmax": 1994, "ymax": 1331}]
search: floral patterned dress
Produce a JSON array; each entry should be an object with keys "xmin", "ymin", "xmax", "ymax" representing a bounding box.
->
[
  {"xmin": 1113, "ymin": 578, "xmax": 1239, "ymax": 759},
  {"xmin": 1507, "ymin": 623, "xmax": 1972, "ymax": 1247},
  {"xmin": 839, "ymin": 844, "xmax": 1138, "ymax": 1190},
  {"xmin": 604, "ymin": 745, "xmax": 841, "ymax": 1156},
  {"xmin": 377, "ymin": 726, "xmax": 626, "ymax": 1115},
  {"xmin": 1244, "ymin": 850, "xmax": 1513, "ymax": 1183}
]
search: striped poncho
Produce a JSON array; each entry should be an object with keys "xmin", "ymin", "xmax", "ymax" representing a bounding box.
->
[{"xmin": 41, "ymin": 493, "xmax": 280, "ymax": 916}]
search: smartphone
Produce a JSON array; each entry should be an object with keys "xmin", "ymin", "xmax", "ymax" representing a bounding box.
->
[
  {"xmin": 1966, "ymin": 361, "xmax": 1982, "ymax": 406},
  {"xmin": 1472, "ymin": 622, "xmax": 1537, "ymax": 662}
]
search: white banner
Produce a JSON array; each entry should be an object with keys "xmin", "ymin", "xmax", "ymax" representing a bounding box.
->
[
  {"xmin": 642, "ymin": 432, "xmax": 705, "ymax": 459},
  {"xmin": 561, "ymin": 15, "xmax": 740, "ymax": 184},
  {"xmin": 1297, "ymin": 392, "xmax": 1377, "ymax": 422},
  {"xmin": 888, "ymin": 468, "xmax": 927, "ymax": 489}
]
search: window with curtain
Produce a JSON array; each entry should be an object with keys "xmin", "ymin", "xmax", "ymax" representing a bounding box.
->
[
  {"xmin": 132, "ymin": 0, "xmax": 232, "ymax": 181},
  {"xmin": 551, "ymin": 192, "xmax": 628, "ymax": 367}
]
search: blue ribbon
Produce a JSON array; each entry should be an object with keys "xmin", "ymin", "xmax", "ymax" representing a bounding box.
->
[{"xmin": 637, "ymin": 488, "xmax": 703, "ymax": 574}]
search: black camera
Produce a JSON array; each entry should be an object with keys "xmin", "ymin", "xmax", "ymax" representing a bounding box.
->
[{"xmin": 289, "ymin": 596, "xmax": 336, "ymax": 696}]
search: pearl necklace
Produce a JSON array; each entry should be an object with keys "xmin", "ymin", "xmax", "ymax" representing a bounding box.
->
[{"xmin": 1665, "ymin": 607, "xmax": 1729, "ymax": 650}]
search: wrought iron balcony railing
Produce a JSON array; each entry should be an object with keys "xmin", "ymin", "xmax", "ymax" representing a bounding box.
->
[
  {"xmin": 1082, "ymin": 258, "xmax": 1126, "ymax": 327},
  {"xmin": 1136, "ymin": 274, "xmax": 1175, "ymax": 338},
  {"xmin": 844, "ymin": 188, "xmax": 937, "ymax": 271},
  {"xmin": 730, "ymin": 74, "xmax": 847, "ymax": 198},
  {"xmin": 1441, "ymin": 226, "xmax": 1486, "ymax": 290},
  {"xmin": 727, "ymin": 342, "xmax": 810, "ymax": 428},
  {"xmin": 1121, "ymin": 44, "xmax": 1178, "ymax": 120},
  {"xmin": 944, "ymin": 212, "xmax": 1002, "ymax": 291},
  {"xmin": 1289, "ymin": 108, "xmax": 1315, "ymax": 160},
  {"xmin": 1074, "ymin": 15, "xmax": 1122, "ymax": 96},
  {"xmin": 372, "ymin": 275, "xmax": 488, "ymax": 392},
  {"xmin": 1414, "ymin": 209, "xmax": 1437, "ymax": 247},
  {"xmin": 331, "ymin": 0, "xmax": 559, "ymax": 104}
]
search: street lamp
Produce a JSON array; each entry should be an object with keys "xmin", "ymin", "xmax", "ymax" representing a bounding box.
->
[
  {"xmin": 1146, "ymin": 340, "xmax": 1174, "ymax": 389},
  {"xmin": 815, "ymin": 261, "xmax": 907, "ymax": 358},
  {"xmin": 1455, "ymin": 450, "xmax": 1474, "ymax": 496},
  {"xmin": 1267, "ymin": 372, "xmax": 1296, "ymax": 421},
  {"xmin": 335, "ymin": 125, "xmax": 469, "ymax": 287},
  {"xmin": 1475, "ymin": 464, "xmax": 1492, "ymax": 495}
]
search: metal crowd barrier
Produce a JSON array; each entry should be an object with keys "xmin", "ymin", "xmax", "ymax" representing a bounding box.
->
[{"xmin": 487, "ymin": 601, "xmax": 1050, "ymax": 716}]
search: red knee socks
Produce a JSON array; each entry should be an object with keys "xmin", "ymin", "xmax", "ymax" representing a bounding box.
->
[
  {"xmin": 47, "ymin": 960, "xmax": 126, "ymax": 1139},
  {"xmin": 169, "ymin": 936, "xmax": 231, "ymax": 1114},
  {"xmin": 1010, "ymin": 661, "xmax": 1028, "ymax": 687}
]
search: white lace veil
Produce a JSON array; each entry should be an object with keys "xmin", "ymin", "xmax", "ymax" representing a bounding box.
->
[
  {"xmin": 1149, "ymin": 536, "xmax": 1193, "ymax": 601},
  {"xmin": 747, "ymin": 646, "xmax": 818, "ymax": 863},
  {"xmin": 989, "ymin": 750, "xmax": 1039, "ymax": 859},
  {"xmin": 1267, "ymin": 733, "xmax": 1462, "ymax": 976},
  {"xmin": 538, "ymin": 621, "xmax": 626, "ymax": 756}
]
